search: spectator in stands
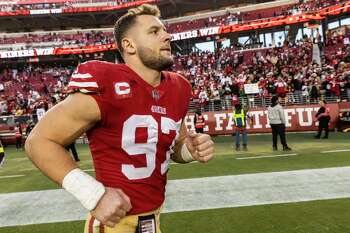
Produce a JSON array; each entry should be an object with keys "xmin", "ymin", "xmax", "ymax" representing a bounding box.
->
[
  {"xmin": 0, "ymin": 101, "xmax": 8, "ymax": 115},
  {"xmin": 267, "ymin": 96, "xmax": 291, "ymax": 151},
  {"xmin": 275, "ymin": 76, "xmax": 288, "ymax": 104},
  {"xmin": 292, "ymin": 74, "xmax": 303, "ymax": 103},
  {"xmin": 210, "ymin": 86, "xmax": 222, "ymax": 108},
  {"xmin": 198, "ymin": 87, "xmax": 209, "ymax": 110},
  {"xmin": 310, "ymin": 81, "xmax": 320, "ymax": 103},
  {"xmin": 314, "ymin": 100, "xmax": 331, "ymax": 139}
]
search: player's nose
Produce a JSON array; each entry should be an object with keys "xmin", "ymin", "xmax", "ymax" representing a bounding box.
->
[{"xmin": 163, "ymin": 31, "xmax": 171, "ymax": 43}]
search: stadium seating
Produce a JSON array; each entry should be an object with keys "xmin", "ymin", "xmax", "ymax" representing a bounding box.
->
[
  {"xmin": 0, "ymin": 30, "xmax": 348, "ymax": 115},
  {"xmin": 0, "ymin": 31, "xmax": 114, "ymax": 50},
  {"xmin": 0, "ymin": 0, "xmax": 348, "ymax": 115},
  {"xmin": 0, "ymin": 0, "xmax": 348, "ymax": 50},
  {"xmin": 0, "ymin": 0, "xmax": 139, "ymax": 11}
]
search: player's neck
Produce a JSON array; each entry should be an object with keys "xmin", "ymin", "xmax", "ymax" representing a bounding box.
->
[{"xmin": 126, "ymin": 61, "xmax": 161, "ymax": 87}]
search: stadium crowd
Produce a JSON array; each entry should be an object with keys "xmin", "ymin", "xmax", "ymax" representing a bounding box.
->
[
  {"xmin": 0, "ymin": 0, "xmax": 139, "ymax": 12},
  {"xmin": 0, "ymin": 65, "xmax": 73, "ymax": 116},
  {"xmin": 0, "ymin": 0, "xmax": 348, "ymax": 115},
  {"xmin": 0, "ymin": 0, "xmax": 348, "ymax": 49},
  {"xmin": 174, "ymin": 36, "xmax": 350, "ymax": 109},
  {"xmin": 0, "ymin": 31, "xmax": 114, "ymax": 50},
  {"xmin": 167, "ymin": 0, "xmax": 348, "ymax": 33},
  {"xmin": 0, "ymin": 31, "xmax": 349, "ymax": 116}
]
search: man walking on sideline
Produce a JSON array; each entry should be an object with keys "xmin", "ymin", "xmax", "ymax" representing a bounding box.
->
[
  {"xmin": 314, "ymin": 100, "xmax": 331, "ymax": 139},
  {"xmin": 267, "ymin": 96, "xmax": 292, "ymax": 151}
]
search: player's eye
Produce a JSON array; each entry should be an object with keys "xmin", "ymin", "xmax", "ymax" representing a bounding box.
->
[{"xmin": 150, "ymin": 29, "xmax": 158, "ymax": 35}]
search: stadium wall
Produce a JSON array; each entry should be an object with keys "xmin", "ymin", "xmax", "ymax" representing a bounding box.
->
[{"xmin": 185, "ymin": 103, "xmax": 342, "ymax": 135}]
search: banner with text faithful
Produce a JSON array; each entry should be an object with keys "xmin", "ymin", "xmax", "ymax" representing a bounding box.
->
[{"xmin": 185, "ymin": 104, "xmax": 339, "ymax": 135}]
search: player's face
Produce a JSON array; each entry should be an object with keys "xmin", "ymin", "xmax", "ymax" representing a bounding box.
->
[{"xmin": 132, "ymin": 15, "xmax": 173, "ymax": 71}]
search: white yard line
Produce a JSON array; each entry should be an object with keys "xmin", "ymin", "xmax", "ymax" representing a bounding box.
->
[
  {"xmin": 2, "ymin": 166, "xmax": 350, "ymax": 227},
  {"xmin": 170, "ymin": 161, "xmax": 198, "ymax": 165},
  {"xmin": 0, "ymin": 175, "xmax": 25, "ymax": 179},
  {"xmin": 7, "ymin": 158, "xmax": 28, "ymax": 162},
  {"xmin": 320, "ymin": 149, "xmax": 350, "ymax": 154},
  {"xmin": 19, "ymin": 168, "xmax": 36, "ymax": 172},
  {"xmin": 1, "ymin": 149, "xmax": 344, "ymax": 176},
  {"xmin": 5, "ymin": 162, "xmax": 195, "ymax": 176},
  {"xmin": 82, "ymin": 169, "xmax": 95, "ymax": 172},
  {"xmin": 236, "ymin": 153, "xmax": 298, "ymax": 160}
]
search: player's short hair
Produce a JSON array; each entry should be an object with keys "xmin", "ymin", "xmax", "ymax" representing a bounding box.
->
[{"xmin": 114, "ymin": 4, "xmax": 161, "ymax": 56}]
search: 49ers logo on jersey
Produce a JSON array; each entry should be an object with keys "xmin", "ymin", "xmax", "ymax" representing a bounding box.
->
[{"xmin": 115, "ymin": 82, "xmax": 132, "ymax": 99}]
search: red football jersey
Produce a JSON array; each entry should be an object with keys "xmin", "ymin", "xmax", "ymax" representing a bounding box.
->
[{"xmin": 68, "ymin": 60, "xmax": 192, "ymax": 214}]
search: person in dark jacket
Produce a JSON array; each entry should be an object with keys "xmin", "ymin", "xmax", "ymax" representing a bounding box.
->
[
  {"xmin": 267, "ymin": 96, "xmax": 292, "ymax": 151},
  {"xmin": 314, "ymin": 100, "xmax": 331, "ymax": 139},
  {"xmin": 194, "ymin": 110, "xmax": 205, "ymax": 133}
]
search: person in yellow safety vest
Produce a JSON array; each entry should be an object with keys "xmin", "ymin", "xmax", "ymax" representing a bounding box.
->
[
  {"xmin": 194, "ymin": 110, "xmax": 205, "ymax": 133},
  {"xmin": 233, "ymin": 103, "xmax": 251, "ymax": 151},
  {"xmin": 0, "ymin": 140, "xmax": 5, "ymax": 167}
]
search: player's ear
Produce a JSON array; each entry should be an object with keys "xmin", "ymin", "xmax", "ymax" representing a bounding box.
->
[{"xmin": 122, "ymin": 38, "xmax": 136, "ymax": 55}]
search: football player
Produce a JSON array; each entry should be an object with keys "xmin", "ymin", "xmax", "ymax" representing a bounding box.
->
[{"xmin": 25, "ymin": 4, "xmax": 214, "ymax": 233}]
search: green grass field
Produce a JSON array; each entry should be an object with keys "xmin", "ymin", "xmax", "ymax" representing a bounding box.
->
[{"xmin": 0, "ymin": 132, "xmax": 350, "ymax": 233}]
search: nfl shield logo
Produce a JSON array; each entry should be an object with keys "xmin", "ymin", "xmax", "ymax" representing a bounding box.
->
[{"xmin": 152, "ymin": 90, "xmax": 160, "ymax": 100}]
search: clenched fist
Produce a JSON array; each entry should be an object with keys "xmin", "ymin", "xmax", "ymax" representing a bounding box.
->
[
  {"xmin": 91, "ymin": 187, "xmax": 132, "ymax": 227},
  {"xmin": 185, "ymin": 131, "xmax": 214, "ymax": 163}
]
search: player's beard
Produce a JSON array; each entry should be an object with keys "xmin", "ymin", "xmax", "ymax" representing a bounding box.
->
[{"xmin": 137, "ymin": 46, "xmax": 174, "ymax": 71}]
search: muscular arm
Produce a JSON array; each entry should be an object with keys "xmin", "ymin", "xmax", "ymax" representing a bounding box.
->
[
  {"xmin": 25, "ymin": 93, "xmax": 100, "ymax": 185},
  {"xmin": 26, "ymin": 93, "xmax": 131, "ymax": 226}
]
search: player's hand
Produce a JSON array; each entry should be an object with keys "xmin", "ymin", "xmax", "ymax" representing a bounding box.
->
[
  {"xmin": 185, "ymin": 131, "xmax": 214, "ymax": 163},
  {"xmin": 91, "ymin": 187, "xmax": 132, "ymax": 227}
]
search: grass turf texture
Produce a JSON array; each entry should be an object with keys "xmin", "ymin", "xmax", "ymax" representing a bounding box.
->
[
  {"xmin": 1, "ymin": 198, "xmax": 350, "ymax": 233},
  {"xmin": 0, "ymin": 132, "xmax": 349, "ymax": 193},
  {"xmin": 0, "ymin": 132, "xmax": 349, "ymax": 232}
]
